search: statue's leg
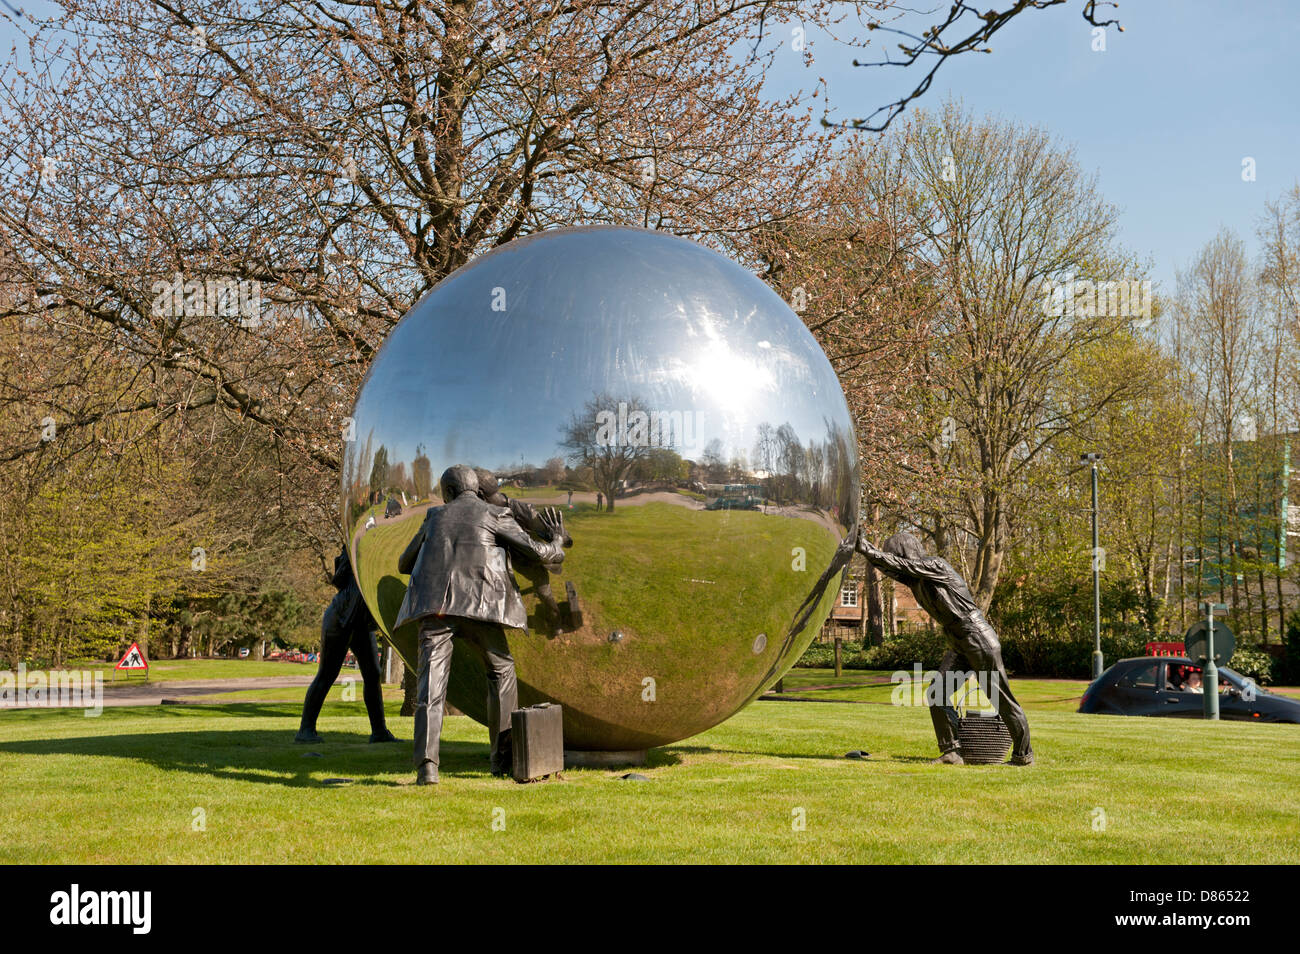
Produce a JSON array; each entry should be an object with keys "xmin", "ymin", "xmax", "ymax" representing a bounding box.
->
[
  {"xmin": 350, "ymin": 628, "xmax": 392, "ymax": 737},
  {"xmin": 928, "ymin": 649, "xmax": 963, "ymax": 755},
  {"xmin": 965, "ymin": 614, "xmax": 1032, "ymax": 762},
  {"xmin": 412, "ymin": 622, "xmax": 455, "ymax": 777},
  {"xmin": 298, "ymin": 616, "xmax": 348, "ymax": 738},
  {"xmin": 518, "ymin": 563, "xmax": 560, "ymax": 629},
  {"xmin": 462, "ymin": 620, "xmax": 518, "ymax": 773},
  {"xmin": 985, "ymin": 649, "xmax": 1031, "ymax": 760}
]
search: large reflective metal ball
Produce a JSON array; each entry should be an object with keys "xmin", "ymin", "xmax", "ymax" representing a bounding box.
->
[{"xmin": 343, "ymin": 226, "xmax": 858, "ymax": 751}]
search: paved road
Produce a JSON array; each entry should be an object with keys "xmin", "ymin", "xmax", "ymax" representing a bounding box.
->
[{"xmin": 0, "ymin": 674, "xmax": 336, "ymax": 710}]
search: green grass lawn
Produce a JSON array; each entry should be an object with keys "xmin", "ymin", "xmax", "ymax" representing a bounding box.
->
[
  {"xmin": 149, "ymin": 683, "xmax": 400, "ymax": 704},
  {"xmin": 498, "ymin": 484, "xmax": 566, "ymax": 499},
  {"xmin": 778, "ymin": 668, "xmax": 1093, "ymax": 710},
  {"xmin": 779, "ymin": 667, "xmax": 893, "ymax": 689},
  {"xmin": 2, "ymin": 685, "xmax": 1297, "ymax": 863}
]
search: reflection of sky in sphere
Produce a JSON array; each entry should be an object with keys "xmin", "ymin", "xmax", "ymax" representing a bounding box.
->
[{"xmin": 348, "ymin": 226, "xmax": 849, "ymax": 476}]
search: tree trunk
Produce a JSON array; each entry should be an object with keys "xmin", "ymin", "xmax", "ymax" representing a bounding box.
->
[
  {"xmin": 1276, "ymin": 438, "xmax": 1290, "ymax": 645},
  {"xmin": 885, "ymin": 579, "xmax": 896, "ymax": 637},
  {"xmin": 1257, "ymin": 566, "xmax": 1269, "ymax": 644},
  {"xmin": 400, "ymin": 668, "xmax": 418, "ymax": 717},
  {"xmin": 858, "ymin": 566, "xmax": 870, "ymax": 648},
  {"xmin": 865, "ymin": 563, "xmax": 884, "ymax": 647},
  {"xmin": 973, "ymin": 506, "xmax": 1005, "ymax": 611},
  {"xmin": 1275, "ymin": 553, "xmax": 1285, "ymax": 648},
  {"xmin": 383, "ymin": 644, "xmax": 405, "ymax": 685}
]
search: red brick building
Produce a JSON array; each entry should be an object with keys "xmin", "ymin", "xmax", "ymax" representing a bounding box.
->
[{"xmin": 819, "ymin": 573, "xmax": 932, "ymax": 641}]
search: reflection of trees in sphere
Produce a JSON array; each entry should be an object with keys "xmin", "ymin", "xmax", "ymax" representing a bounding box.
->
[{"xmin": 343, "ymin": 226, "xmax": 858, "ymax": 751}]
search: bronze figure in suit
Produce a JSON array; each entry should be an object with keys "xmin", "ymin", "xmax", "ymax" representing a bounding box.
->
[
  {"xmin": 473, "ymin": 468, "xmax": 572, "ymax": 630},
  {"xmin": 857, "ymin": 531, "xmax": 1032, "ymax": 766},
  {"xmin": 397, "ymin": 465, "xmax": 566, "ymax": 784},
  {"xmin": 296, "ymin": 548, "xmax": 397, "ymax": 745}
]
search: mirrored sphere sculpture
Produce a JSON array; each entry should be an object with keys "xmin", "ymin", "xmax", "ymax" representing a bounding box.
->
[{"xmin": 343, "ymin": 226, "xmax": 858, "ymax": 750}]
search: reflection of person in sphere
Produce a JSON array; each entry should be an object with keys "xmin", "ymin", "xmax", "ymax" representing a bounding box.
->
[
  {"xmin": 295, "ymin": 548, "xmax": 397, "ymax": 745},
  {"xmin": 857, "ymin": 531, "xmax": 1033, "ymax": 766},
  {"xmin": 474, "ymin": 468, "xmax": 572, "ymax": 630},
  {"xmin": 396, "ymin": 465, "xmax": 566, "ymax": 785}
]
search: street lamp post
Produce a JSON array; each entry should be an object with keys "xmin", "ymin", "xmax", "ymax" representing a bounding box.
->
[
  {"xmin": 1082, "ymin": 452, "xmax": 1104, "ymax": 680},
  {"xmin": 1201, "ymin": 601, "xmax": 1227, "ymax": 721}
]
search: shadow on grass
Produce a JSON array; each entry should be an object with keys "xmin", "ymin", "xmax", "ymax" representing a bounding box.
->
[
  {"xmin": 3, "ymin": 702, "xmax": 694, "ymax": 783},
  {"xmin": 0, "ymin": 703, "xmax": 500, "ymax": 787},
  {"xmin": 667, "ymin": 743, "xmax": 934, "ymax": 764},
  {"xmin": 639, "ymin": 749, "xmax": 684, "ymax": 769}
]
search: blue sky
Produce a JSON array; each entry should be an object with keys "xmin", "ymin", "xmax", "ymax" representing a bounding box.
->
[
  {"xmin": 4, "ymin": 1, "xmax": 1295, "ymax": 295},
  {"xmin": 764, "ymin": 0, "xmax": 1300, "ymax": 295}
]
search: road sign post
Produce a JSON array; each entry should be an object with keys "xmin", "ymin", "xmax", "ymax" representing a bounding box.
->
[{"xmin": 1203, "ymin": 603, "xmax": 1219, "ymax": 720}]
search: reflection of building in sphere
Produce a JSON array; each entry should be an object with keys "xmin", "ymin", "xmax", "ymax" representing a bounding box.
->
[{"xmin": 343, "ymin": 226, "xmax": 858, "ymax": 751}]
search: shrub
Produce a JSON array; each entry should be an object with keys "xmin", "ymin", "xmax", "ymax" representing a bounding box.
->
[
  {"xmin": 793, "ymin": 642, "xmax": 874, "ymax": 670},
  {"xmin": 797, "ymin": 619, "xmax": 1161, "ymax": 680},
  {"xmin": 1227, "ymin": 647, "xmax": 1273, "ymax": 685},
  {"xmin": 791, "ymin": 627, "xmax": 949, "ymax": 672},
  {"xmin": 862, "ymin": 627, "xmax": 949, "ymax": 671}
]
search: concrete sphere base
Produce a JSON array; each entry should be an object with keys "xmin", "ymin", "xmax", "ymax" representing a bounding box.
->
[{"xmin": 564, "ymin": 749, "xmax": 647, "ymax": 769}]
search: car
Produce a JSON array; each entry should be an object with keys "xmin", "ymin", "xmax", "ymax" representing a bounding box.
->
[{"xmin": 1079, "ymin": 656, "xmax": 1300, "ymax": 723}]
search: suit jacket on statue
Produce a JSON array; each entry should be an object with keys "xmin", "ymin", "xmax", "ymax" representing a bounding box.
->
[
  {"xmin": 860, "ymin": 543, "xmax": 1001, "ymax": 655},
  {"xmin": 395, "ymin": 491, "xmax": 565, "ymax": 631},
  {"xmin": 504, "ymin": 496, "xmax": 571, "ymax": 553},
  {"xmin": 323, "ymin": 551, "xmax": 371, "ymax": 640}
]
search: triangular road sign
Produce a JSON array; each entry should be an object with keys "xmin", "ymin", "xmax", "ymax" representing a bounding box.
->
[{"xmin": 115, "ymin": 642, "xmax": 149, "ymax": 671}]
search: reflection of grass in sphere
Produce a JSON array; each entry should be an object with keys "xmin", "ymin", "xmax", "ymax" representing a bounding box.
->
[
  {"xmin": 553, "ymin": 502, "xmax": 836, "ymax": 666},
  {"xmin": 353, "ymin": 519, "xmax": 416, "ymax": 615},
  {"xmin": 354, "ymin": 501, "xmax": 841, "ymax": 748}
]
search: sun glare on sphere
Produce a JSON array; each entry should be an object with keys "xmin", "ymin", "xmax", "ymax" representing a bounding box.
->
[{"xmin": 684, "ymin": 338, "xmax": 775, "ymax": 415}]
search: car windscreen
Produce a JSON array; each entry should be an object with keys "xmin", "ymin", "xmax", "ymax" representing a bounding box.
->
[
  {"xmin": 1117, "ymin": 661, "xmax": 1158, "ymax": 688},
  {"xmin": 1218, "ymin": 668, "xmax": 1262, "ymax": 692}
]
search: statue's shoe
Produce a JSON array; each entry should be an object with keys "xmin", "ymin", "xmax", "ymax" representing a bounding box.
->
[
  {"xmin": 490, "ymin": 735, "xmax": 513, "ymax": 777},
  {"xmin": 931, "ymin": 751, "xmax": 965, "ymax": 765},
  {"xmin": 1008, "ymin": 751, "xmax": 1035, "ymax": 766},
  {"xmin": 294, "ymin": 729, "xmax": 325, "ymax": 744},
  {"xmin": 369, "ymin": 729, "xmax": 399, "ymax": 743}
]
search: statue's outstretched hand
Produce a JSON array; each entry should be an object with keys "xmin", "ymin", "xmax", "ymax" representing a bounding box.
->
[{"xmin": 540, "ymin": 506, "xmax": 567, "ymax": 545}]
